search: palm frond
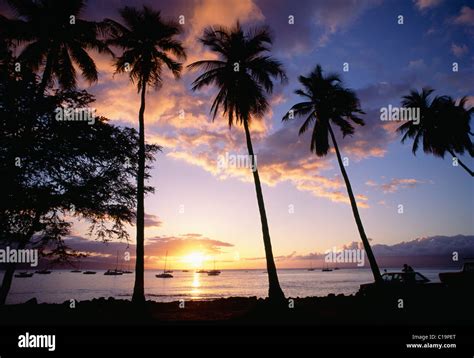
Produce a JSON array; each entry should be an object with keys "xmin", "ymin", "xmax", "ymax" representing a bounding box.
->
[{"xmin": 68, "ymin": 43, "xmax": 98, "ymax": 84}]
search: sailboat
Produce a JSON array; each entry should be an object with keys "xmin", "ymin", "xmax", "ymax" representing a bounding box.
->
[
  {"xmin": 15, "ymin": 272, "xmax": 33, "ymax": 278},
  {"xmin": 322, "ymin": 263, "xmax": 333, "ymax": 272},
  {"xmin": 71, "ymin": 263, "xmax": 82, "ymax": 273},
  {"xmin": 156, "ymin": 251, "xmax": 173, "ymax": 278},
  {"xmin": 122, "ymin": 262, "xmax": 133, "ymax": 274},
  {"xmin": 104, "ymin": 251, "xmax": 123, "ymax": 275},
  {"xmin": 307, "ymin": 259, "xmax": 315, "ymax": 271},
  {"xmin": 207, "ymin": 260, "xmax": 221, "ymax": 276},
  {"xmin": 35, "ymin": 269, "xmax": 52, "ymax": 274}
]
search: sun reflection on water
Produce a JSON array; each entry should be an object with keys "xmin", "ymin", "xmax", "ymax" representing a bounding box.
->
[{"xmin": 190, "ymin": 272, "xmax": 201, "ymax": 299}]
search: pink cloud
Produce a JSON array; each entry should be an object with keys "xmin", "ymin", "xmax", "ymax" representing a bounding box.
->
[
  {"xmin": 144, "ymin": 213, "xmax": 162, "ymax": 228},
  {"xmin": 451, "ymin": 43, "xmax": 469, "ymax": 58},
  {"xmin": 413, "ymin": 0, "xmax": 443, "ymax": 11},
  {"xmin": 452, "ymin": 6, "xmax": 474, "ymax": 26},
  {"xmin": 366, "ymin": 178, "xmax": 430, "ymax": 193}
]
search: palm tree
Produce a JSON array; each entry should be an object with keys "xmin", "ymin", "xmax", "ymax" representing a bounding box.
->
[
  {"xmin": 105, "ymin": 6, "xmax": 186, "ymax": 304},
  {"xmin": 283, "ymin": 64, "xmax": 382, "ymax": 283},
  {"xmin": 188, "ymin": 23, "xmax": 287, "ymax": 302},
  {"xmin": 398, "ymin": 88, "xmax": 473, "ymax": 177},
  {"xmin": 6, "ymin": 0, "xmax": 111, "ymax": 94}
]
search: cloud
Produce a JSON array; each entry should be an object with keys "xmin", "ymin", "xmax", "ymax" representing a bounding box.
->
[
  {"xmin": 8, "ymin": 0, "xmax": 423, "ymax": 211},
  {"xmin": 251, "ymin": 0, "xmax": 383, "ymax": 54},
  {"xmin": 311, "ymin": 0, "xmax": 383, "ymax": 47},
  {"xmin": 366, "ymin": 178, "xmax": 429, "ymax": 193},
  {"xmin": 365, "ymin": 180, "xmax": 377, "ymax": 187},
  {"xmin": 145, "ymin": 235, "xmax": 234, "ymax": 257},
  {"xmin": 465, "ymin": 96, "xmax": 474, "ymax": 108},
  {"xmin": 432, "ymin": 65, "xmax": 474, "ymax": 94},
  {"xmin": 372, "ymin": 235, "xmax": 474, "ymax": 257},
  {"xmin": 189, "ymin": 0, "xmax": 264, "ymax": 35},
  {"xmin": 242, "ymin": 235, "xmax": 474, "ymax": 268},
  {"xmin": 144, "ymin": 213, "xmax": 162, "ymax": 228},
  {"xmin": 243, "ymin": 251, "xmax": 297, "ymax": 262},
  {"xmin": 380, "ymin": 178, "xmax": 426, "ymax": 193},
  {"xmin": 183, "ymin": 0, "xmax": 265, "ymax": 65},
  {"xmin": 408, "ymin": 59, "xmax": 426, "ymax": 70},
  {"xmin": 451, "ymin": 43, "xmax": 469, "ymax": 58},
  {"xmin": 413, "ymin": 0, "xmax": 443, "ymax": 11},
  {"xmin": 357, "ymin": 81, "xmax": 413, "ymax": 115},
  {"xmin": 40, "ymin": 235, "xmax": 474, "ymax": 270},
  {"xmin": 60, "ymin": 0, "xmax": 400, "ymax": 210},
  {"xmin": 52, "ymin": 234, "xmax": 235, "ymax": 269},
  {"xmin": 162, "ymin": 84, "xmax": 399, "ymax": 209},
  {"xmin": 452, "ymin": 6, "xmax": 474, "ymax": 26}
]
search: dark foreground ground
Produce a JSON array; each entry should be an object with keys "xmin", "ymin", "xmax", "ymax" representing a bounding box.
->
[
  {"xmin": 0, "ymin": 288, "xmax": 473, "ymax": 355},
  {"xmin": 0, "ymin": 286, "xmax": 472, "ymax": 326}
]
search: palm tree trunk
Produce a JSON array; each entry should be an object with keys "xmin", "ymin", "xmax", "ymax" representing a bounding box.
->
[
  {"xmin": 0, "ymin": 263, "xmax": 17, "ymax": 305},
  {"xmin": 328, "ymin": 124, "xmax": 382, "ymax": 283},
  {"xmin": 132, "ymin": 80, "xmax": 147, "ymax": 304},
  {"xmin": 447, "ymin": 149, "xmax": 474, "ymax": 177},
  {"xmin": 243, "ymin": 119, "xmax": 285, "ymax": 302}
]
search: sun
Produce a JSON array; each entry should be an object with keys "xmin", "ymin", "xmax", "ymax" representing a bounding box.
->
[{"xmin": 183, "ymin": 252, "xmax": 205, "ymax": 268}]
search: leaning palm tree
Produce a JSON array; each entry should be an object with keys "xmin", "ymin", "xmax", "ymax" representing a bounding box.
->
[
  {"xmin": 188, "ymin": 23, "xmax": 287, "ymax": 302},
  {"xmin": 105, "ymin": 6, "xmax": 186, "ymax": 304},
  {"xmin": 398, "ymin": 88, "xmax": 473, "ymax": 177},
  {"xmin": 283, "ymin": 64, "xmax": 382, "ymax": 283},
  {"xmin": 6, "ymin": 0, "xmax": 111, "ymax": 93}
]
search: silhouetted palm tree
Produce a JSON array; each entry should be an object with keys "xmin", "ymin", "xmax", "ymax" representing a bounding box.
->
[
  {"xmin": 398, "ymin": 88, "xmax": 473, "ymax": 177},
  {"xmin": 283, "ymin": 64, "xmax": 382, "ymax": 283},
  {"xmin": 6, "ymin": 0, "xmax": 111, "ymax": 93},
  {"xmin": 105, "ymin": 6, "xmax": 186, "ymax": 304},
  {"xmin": 188, "ymin": 23, "xmax": 287, "ymax": 302}
]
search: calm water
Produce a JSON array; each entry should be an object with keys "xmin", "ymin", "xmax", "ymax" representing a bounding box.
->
[{"xmin": 1, "ymin": 268, "xmax": 453, "ymax": 304}]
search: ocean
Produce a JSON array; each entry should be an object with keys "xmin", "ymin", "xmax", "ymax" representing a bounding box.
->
[{"xmin": 1, "ymin": 268, "xmax": 456, "ymax": 304}]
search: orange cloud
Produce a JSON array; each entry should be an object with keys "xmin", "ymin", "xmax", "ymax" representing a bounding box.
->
[
  {"xmin": 184, "ymin": 0, "xmax": 264, "ymax": 63},
  {"xmin": 366, "ymin": 178, "xmax": 430, "ymax": 193},
  {"xmin": 79, "ymin": 0, "xmax": 386, "ymax": 210}
]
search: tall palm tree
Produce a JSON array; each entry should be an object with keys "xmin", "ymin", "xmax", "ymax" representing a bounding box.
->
[
  {"xmin": 188, "ymin": 23, "xmax": 287, "ymax": 302},
  {"xmin": 105, "ymin": 6, "xmax": 186, "ymax": 304},
  {"xmin": 398, "ymin": 88, "xmax": 473, "ymax": 177},
  {"xmin": 283, "ymin": 64, "xmax": 382, "ymax": 283},
  {"xmin": 6, "ymin": 0, "xmax": 111, "ymax": 93}
]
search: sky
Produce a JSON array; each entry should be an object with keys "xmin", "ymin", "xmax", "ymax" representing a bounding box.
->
[{"xmin": 2, "ymin": 0, "xmax": 473, "ymax": 269}]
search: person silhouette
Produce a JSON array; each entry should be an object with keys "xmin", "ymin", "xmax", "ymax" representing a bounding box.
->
[{"xmin": 402, "ymin": 264, "xmax": 415, "ymax": 283}]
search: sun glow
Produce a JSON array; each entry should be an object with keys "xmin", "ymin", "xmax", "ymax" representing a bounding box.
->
[{"xmin": 183, "ymin": 252, "xmax": 205, "ymax": 268}]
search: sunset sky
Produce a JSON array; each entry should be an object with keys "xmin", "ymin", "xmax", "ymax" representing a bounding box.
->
[{"xmin": 2, "ymin": 0, "xmax": 473, "ymax": 269}]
